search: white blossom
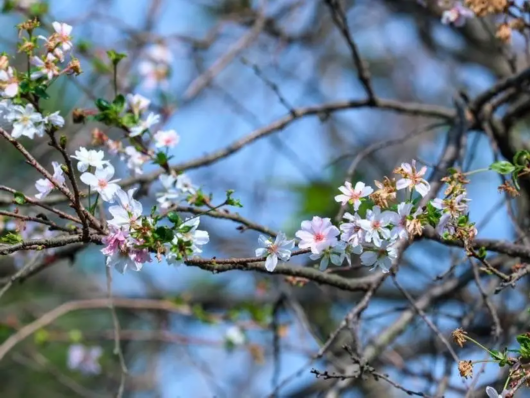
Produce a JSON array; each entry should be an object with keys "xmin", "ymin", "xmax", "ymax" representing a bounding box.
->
[
  {"xmin": 80, "ymin": 164, "xmax": 121, "ymax": 202},
  {"xmin": 35, "ymin": 161, "xmax": 65, "ymax": 199},
  {"xmin": 358, "ymin": 206, "xmax": 394, "ymax": 247},
  {"xmin": 360, "ymin": 241, "xmax": 398, "ymax": 273},
  {"xmin": 174, "ymin": 217, "xmax": 209, "ymax": 255},
  {"xmin": 108, "ymin": 188, "xmax": 143, "ymax": 229},
  {"xmin": 255, "ymin": 232, "xmax": 295, "ymax": 272},
  {"xmin": 126, "ymin": 93, "xmax": 150, "ymax": 115},
  {"xmin": 52, "ymin": 21, "xmax": 73, "ymax": 52},
  {"xmin": 7, "ymin": 104, "xmax": 43, "ymax": 139},
  {"xmin": 123, "ymin": 146, "xmax": 149, "ymax": 175},
  {"xmin": 334, "ymin": 181, "xmax": 373, "ymax": 210},
  {"xmin": 129, "ymin": 112, "xmax": 160, "ymax": 137},
  {"xmin": 67, "ymin": 344, "xmax": 102, "ymax": 375},
  {"xmin": 154, "ymin": 129, "xmax": 180, "ymax": 148},
  {"xmin": 71, "ymin": 147, "xmax": 108, "ymax": 172},
  {"xmin": 44, "ymin": 111, "xmax": 64, "ymax": 127},
  {"xmin": 225, "ymin": 326, "xmax": 246, "ymax": 346},
  {"xmin": 395, "ymin": 160, "xmax": 430, "ymax": 197},
  {"xmin": 388, "ymin": 202, "xmax": 413, "ymax": 240},
  {"xmin": 30, "ymin": 53, "xmax": 58, "ymax": 81}
]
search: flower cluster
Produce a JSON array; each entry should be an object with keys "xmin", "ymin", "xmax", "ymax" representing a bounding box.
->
[
  {"xmin": 255, "ymin": 160, "xmax": 477, "ymax": 274},
  {"xmin": 138, "ymin": 44, "xmax": 173, "ymax": 90}
]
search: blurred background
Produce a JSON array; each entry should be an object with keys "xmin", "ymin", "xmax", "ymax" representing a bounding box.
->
[{"xmin": 0, "ymin": 0, "xmax": 527, "ymax": 397}]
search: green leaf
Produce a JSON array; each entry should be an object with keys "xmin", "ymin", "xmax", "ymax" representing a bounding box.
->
[
  {"xmin": 154, "ymin": 226, "xmax": 174, "ymax": 243},
  {"xmin": 68, "ymin": 329, "xmax": 83, "ymax": 343},
  {"xmin": 34, "ymin": 329, "xmax": 49, "ymax": 345},
  {"xmin": 0, "ymin": 232, "xmax": 22, "ymax": 244},
  {"xmin": 167, "ymin": 211, "xmax": 181, "ymax": 225},
  {"xmin": 14, "ymin": 192, "xmax": 26, "ymax": 205},
  {"xmin": 34, "ymin": 85, "xmax": 50, "ymax": 100},
  {"xmin": 107, "ymin": 50, "xmax": 127, "ymax": 66},
  {"xmin": 489, "ymin": 161, "xmax": 516, "ymax": 175},
  {"xmin": 477, "ymin": 246, "xmax": 487, "ymax": 259},
  {"xmin": 513, "ymin": 150, "xmax": 530, "ymax": 167},
  {"xmin": 121, "ymin": 113, "xmax": 138, "ymax": 127},
  {"xmin": 95, "ymin": 98, "xmax": 111, "ymax": 112},
  {"xmin": 113, "ymin": 94, "xmax": 126, "ymax": 113}
]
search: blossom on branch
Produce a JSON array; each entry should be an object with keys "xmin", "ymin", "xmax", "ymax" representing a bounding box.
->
[
  {"xmin": 67, "ymin": 344, "xmax": 102, "ymax": 375},
  {"xmin": 7, "ymin": 104, "xmax": 43, "ymax": 139},
  {"xmin": 154, "ymin": 129, "xmax": 180, "ymax": 148},
  {"xmin": 35, "ymin": 161, "xmax": 65, "ymax": 199},
  {"xmin": 334, "ymin": 181, "xmax": 373, "ymax": 210},
  {"xmin": 255, "ymin": 232, "xmax": 294, "ymax": 272},
  {"xmin": 80, "ymin": 164, "xmax": 121, "ymax": 202},
  {"xmin": 0, "ymin": 67, "xmax": 19, "ymax": 98},
  {"xmin": 394, "ymin": 160, "xmax": 430, "ymax": 197},
  {"xmin": 71, "ymin": 147, "xmax": 108, "ymax": 172},
  {"xmin": 295, "ymin": 216, "xmax": 339, "ymax": 254},
  {"xmin": 358, "ymin": 206, "xmax": 393, "ymax": 247}
]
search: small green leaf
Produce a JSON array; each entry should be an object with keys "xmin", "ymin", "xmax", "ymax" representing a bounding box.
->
[
  {"xmin": 113, "ymin": 94, "xmax": 126, "ymax": 113},
  {"xmin": 167, "ymin": 211, "xmax": 181, "ymax": 225},
  {"xmin": 34, "ymin": 329, "xmax": 49, "ymax": 345},
  {"xmin": 154, "ymin": 226, "xmax": 174, "ymax": 243},
  {"xmin": 0, "ymin": 232, "xmax": 22, "ymax": 244},
  {"xmin": 68, "ymin": 329, "xmax": 83, "ymax": 343},
  {"xmin": 107, "ymin": 50, "xmax": 127, "ymax": 66},
  {"xmin": 95, "ymin": 98, "xmax": 111, "ymax": 112},
  {"xmin": 513, "ymin": 150, "xmax": 530, "ymax": 166},
  {"xmin": 14, "ymin": 192, "xmax": 26, "ymax": 205},
  {"xmin": 489, "ymin": 161, "xmax": 516, "ymax": 175}
]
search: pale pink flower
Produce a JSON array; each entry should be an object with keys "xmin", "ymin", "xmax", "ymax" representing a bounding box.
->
[
  {"xmin": 441, "ymin": 3, "xmax": 474, "ymax": 27},
  {"xmin": 358, "ymin": 206, "xmax": 393, "ymax": 247},
  {"xmin": 154, "ymin": 129, "xmax": 180, "ymax": 148},
  {"xmin": 30, "ymin": 53, "xmax": 59, "ymax": 81},
  {"xmin": 395, "ymin": 160, "xmax": 430, "ymax": 197},
  {"xmin": 80, "ymin": 164, "xmax": 121, "ymax": 202},
  {"xmin": 255, "ymin": 232, "xmax": 295, "ymax": 272},
  {"xmin": 334, "ymin": 181, "xmax": 373, "ymax": 210},
  {"xmin": 35, "ymin": 161, "xmax": 65, "ymax": 199},
  {"xmin": 295, "ymin": 216, "xmax": 339, "ymax": 254},
  {"xmin": 52, "ymin": 21, "xmax": 73, "ymax": 51},
  {"xmin": 0, "ymin": 67, "xmax": 19, "ymax": 98}
]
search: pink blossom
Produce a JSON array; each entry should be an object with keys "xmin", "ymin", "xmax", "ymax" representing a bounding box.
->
[
  {"xmin": 334, "ymin": 181, "xmax": 373, "ymax": 210},
  {"xmin": 295, "ymin": 216, "xmax": 339, "ymax": 254}
]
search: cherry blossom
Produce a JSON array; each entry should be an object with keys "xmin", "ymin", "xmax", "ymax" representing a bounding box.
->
[
  {"xmin": 0, "ymin": 67, "xmax": 19, "ymax": 98},
  {"xmin": 7, "ymin": 104, "xmax": 43, "ymax": 139},
  {"xmin": 44, "ymin": 111, "xmax": 65, "ymax": 128},
  {"xmin": 71, "ymin": 147, "xmax": 108, "ymax": 171},
  {"xmin": 30, "ymin": 53, "xmax": 59, "ymax": 81},
  {"xmin": 432, "ymin": 193, "xmax": 470, "ymax": 233},
  {"xmin": 154, "ymin": 129, "xmax": 180, "ymax": 148},
  {"xmin": 174, "ymin": 217, "xmax": 210, "ymax": 255},
  {"xmin": 485, "ymin": 386, "xmax": 509, "ymax": 398},
  {"xmin": 255, "ymin": 232, "xmax": 295, "ymax": 272},
  {"xmin": 360, "ymin": 241, "xmax": 398, "ymax": 273},
  {"xmin": 80, "ymin": 164, "xmax": 121, "ymax": 202},
  {"xmin": 108, "ymin": 189, "xmax": 143, "ymax": 228},
  {"xmin": 35, "ymin": 161, "xmax": 65, "ymax": 199},
  {"xmin": 101, "ymin": 226, "xmax": 128, "ymax": 256},
  {"xmin": 176, "ymin": 174, "xmax": 196, "ymax": 195},
  {"xmin": 295, "ymin": 216, "xmax": 339, "ymax": 254},
  {"xmin": 52, "ymin": 21, "xmax": 73, "ymax": 51},
  {"xmin": 334, "ymin": 181, "xmax": 373, "ymax": 210},
  {"xmin": 395, "ymin": 160, "xmax": 430, "ymax": 197},
  {"xmin": 156, "ymin": 174, "xmax": 181, "ymax": 209},
  {"xmin": 310, "ymin": 243, "xmax": 347, "ymax": 271},
  {"xmin": 67, "ymin": 344, "xmax": 102, "ymax": 375},
  {"xmin": 138, "ymin": 62, "xmax": 170, "ymax": 90},
  {"xmin": 225, "ymin": 326, "xmax": 246, "ymax": 346},
  {"xmin": 106, "ymin": 238, "xmax": 151, "ymax": 273},
  {"xmin": 340, "ymin": 212, "xmax": 365, "ymax": 247},
  {"xmin": 359, "ymin": 206, "xmax": 394, "ymax": 247},
  {"xmin": 441, "ymin": 2, "xmax": 474, "ymax": 27},
  {"xmin": 126, "ymin": 93, "xmax": 150, "ymax": 115},
  {"xmin": 129, "ymin": 112, "xmax": 160, "ymax": 137},
  {"xmin": 388, "ymin": 202, "xmax": 413, "ymax": 240},
  {"xmin": 123, "ymin": 146, "xmax": 149, "ymax": 174}
]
